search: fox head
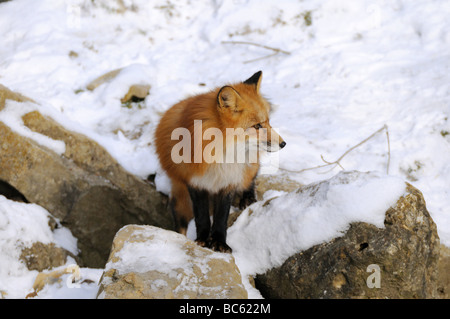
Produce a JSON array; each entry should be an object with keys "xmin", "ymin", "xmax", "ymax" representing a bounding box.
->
[{"xmin": 217, "ymin": 71, "xmax": 286, "ymax": 153}]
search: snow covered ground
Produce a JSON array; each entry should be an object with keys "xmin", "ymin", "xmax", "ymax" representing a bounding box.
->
[
  {"xmin": 0, "ymin": 195, "xmax": 101, "ymax": 298},
  {"xmin": 0, "ymin": 0, "xmax": 449, "ymax": 298}
]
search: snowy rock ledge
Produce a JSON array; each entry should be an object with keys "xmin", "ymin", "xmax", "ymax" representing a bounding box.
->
[
  {"xmin": 96, "ymin": 171, "xmax": 440, "ymax": 299},
  {"xmin": 97, "ymin": 225, "xmax": 247, "ymax": 299},
  {"xmin": 227, "ymin": 171, "xmax": 440, "ymax": 299}
]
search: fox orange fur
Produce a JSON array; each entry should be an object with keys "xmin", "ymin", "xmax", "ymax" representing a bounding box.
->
[{"xmin": 155, "ymin": 71, "xmax": 285, "ymax": 252}]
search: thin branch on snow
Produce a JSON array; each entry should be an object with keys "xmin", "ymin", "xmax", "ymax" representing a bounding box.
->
[
  {"xmin": 221, "ymin": 41, "xmax": 290, "ymax": 63},
  {"xmin": 281, "ymin": 124, "xmax": 391, "ymax": 175}
]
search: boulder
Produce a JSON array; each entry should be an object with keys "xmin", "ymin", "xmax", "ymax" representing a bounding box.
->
[
  {"xmin": 97, "ymin": 225, "xmax": 247, "ymax": 299},
  {"xmin": 255, "ymin": 183, "xmax": 440, "ymax": 299},
  {"xmin": 0, "ymin": 110, "xmax": 172, "ymax": 267}
]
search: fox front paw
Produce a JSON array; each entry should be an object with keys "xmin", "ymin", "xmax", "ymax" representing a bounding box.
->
[
  {"xmin": 195, "ymin": 239, "xmax": 208, "ymax": 248},
  {"xmin": 209, "ymin": 240, "xmax": 232, "ymax": 253}
]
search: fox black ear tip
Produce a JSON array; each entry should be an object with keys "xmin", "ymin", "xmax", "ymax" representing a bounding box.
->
[
  {"xmin": 244, "ymin": 71, "xmax": 263, "ymax": 85},
  {"xmin": 253, "ymin": 70, "xmax": 262, "ymax": 78}
]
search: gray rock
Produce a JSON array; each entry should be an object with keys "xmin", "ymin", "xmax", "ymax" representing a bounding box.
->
[{"xmin": 255, "ymin": 183, "xmax": 440, "ymax": 299}]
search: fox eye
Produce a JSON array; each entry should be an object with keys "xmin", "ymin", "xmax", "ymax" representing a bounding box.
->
[{"xmin": 253, "ymin": 123, "xmax": 263, "ymax": 129}]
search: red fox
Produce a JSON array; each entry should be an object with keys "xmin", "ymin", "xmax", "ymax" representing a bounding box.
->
[{"xmin": 155, "ymin": 71, "xmax": 286, "ymax": 252}]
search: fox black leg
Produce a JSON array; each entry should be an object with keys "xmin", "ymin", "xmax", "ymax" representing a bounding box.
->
[
  {"xmin": 210, "ymin": 190, "xmax": 234, "ymax": 253},
  {"xmin": 188, "ymin": 186, "xmax": 210, "ymax": 247},
  {"xmin": 239, "ymin": 177, "xmax": 257, "ymax": 210}
]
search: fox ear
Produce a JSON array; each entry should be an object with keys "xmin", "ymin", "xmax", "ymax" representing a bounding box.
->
[
  {"xmin": 217, "ymin": 86, "xmax": 240, "ymax": 109},
  {"xmin": 243, "ymin": 71, "xmax": 262, "ymax": 91}
]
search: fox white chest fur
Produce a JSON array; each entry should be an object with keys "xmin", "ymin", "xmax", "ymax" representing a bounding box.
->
[{"xmin": 189, "ymin": 162, "xmax": 250, "ymax": 194}]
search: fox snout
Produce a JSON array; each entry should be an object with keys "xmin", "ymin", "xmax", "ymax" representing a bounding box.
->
[
  {"xmin": 264, "ymin": 140, "xmax": 286, "ymax": 152},
  {"xmin": 262, "ymin": 128, "xmax": 286, "ymax": 152}
]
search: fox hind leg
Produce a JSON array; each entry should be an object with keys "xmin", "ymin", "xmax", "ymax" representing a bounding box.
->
[
  {"xmin": 170, "ymin": 181, "xmax": 193, "ymax": 235},
  {"xmin": 239, "ymin": 178, "xmax": 257, "ymax": 210}
]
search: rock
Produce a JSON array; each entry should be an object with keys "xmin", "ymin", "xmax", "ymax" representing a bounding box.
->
[
  {"xmin": 437, "ymin": 245, "xmax": 450, "ymax": 299},
  {"xmin": 0, "ymin": 180, "xmax": 28, "ymax": 202},
  {"xmin": 254, "ymin": 174, "xmax": 302, "ymax": 200},
  {"xmin": 255, "ymin": 183, "xmax": 440, "ymax": 299},
  {"xmin": 229, "ymin": 173, "xmax": 302, "ymax": 227},
  {"xmin": 97, "ymin": 225, "xmax": 247, "ymax": 299},
  {"xmin": 0, "ymin": 110, "xmax": 172, "ymax": 267},
  {"xmin": 20, "ymin": 242, "xmax": 70, "ymax": 272},
  {"xmin": 0, "ymin": 83, "xmax": 35, "ymax": 111},
  {"xmin": 120, "ymin": 84, "xmax": 151, "ymax": 103}
]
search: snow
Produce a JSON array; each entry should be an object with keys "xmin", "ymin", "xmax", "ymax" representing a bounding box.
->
[
  {"xmin": 99, "ymin": 225, "xmax": 245, "ymax": 299},
  {"xmin": 0, "ymin": 0, "xmax": 449, "ymax": 298},
  {"xmin": 0, "ymin": 196, "xmax": 54, "ymax": 298},
  {"xmin": 112, "ymin": 228, "xmax": 195, "ymax": 277},
  {"xmin": 103, "ymin": 225, "xmax": 235, "ymax": 289},
  {"xmin": 227, "ymin": 171, "xmax": 406, "ymax": 277},
  {"xmin": 29, "ymin": 265, "xmax": 103, "ymax": 299}
]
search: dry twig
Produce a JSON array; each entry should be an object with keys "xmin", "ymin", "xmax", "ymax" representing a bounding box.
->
[
  {"xmin": 281, "ymin": 125, "xmax": 391, "ymax": 175},
  {"xmin": 221, "ymin": 40, "xmax": 290, "ymax": 64}
]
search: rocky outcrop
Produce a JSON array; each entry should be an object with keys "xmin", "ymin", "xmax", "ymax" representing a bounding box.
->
[
  {"xmin": 1, "ymin": 84, "xmax": 443, "ymax": 298},
  {"xmin": 0, "ymin": 109, "xmax": 172, "ymax": 267},
  {"xmin": 255, "ymin": 183, "xmax": 440, "ymax": 299},
  {"xmin": 97, "ymin": 225, "xmax": 247, "ymax": 299}
]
